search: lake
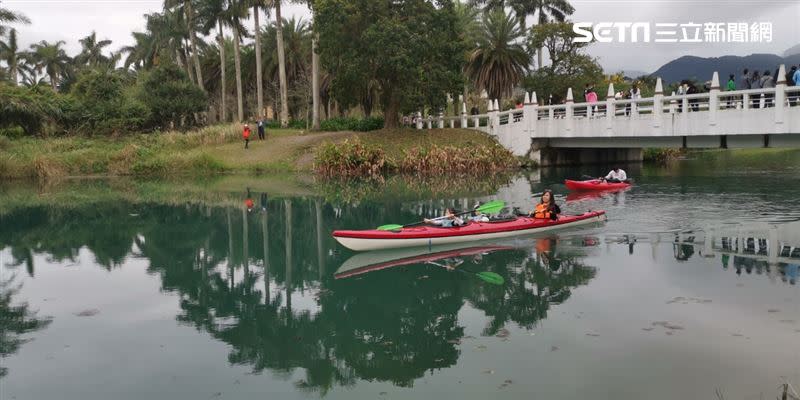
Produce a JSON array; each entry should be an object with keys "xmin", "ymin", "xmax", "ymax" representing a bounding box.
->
[{"xmin": 2, "ymin": 150, "xmax": 799, "ymax": 399}]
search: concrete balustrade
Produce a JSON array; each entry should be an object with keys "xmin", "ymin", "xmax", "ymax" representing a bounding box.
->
[{"xmin": 415, "ymin": 65, "xmax": 800, "ymax": 162}]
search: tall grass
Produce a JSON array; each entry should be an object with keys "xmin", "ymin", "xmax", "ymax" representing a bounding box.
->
[
  {"xmin": 314, "ymin": 137, "xmax": 516, "ymax": 177},
  {"xmin": 0, "ymin": 123, "xmax": 241, "ymax": 180}
]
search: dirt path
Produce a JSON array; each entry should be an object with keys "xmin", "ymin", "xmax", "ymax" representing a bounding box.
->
[{"xmin": 208, "ymin": 130, "xmax": 358, "ymax": 170}]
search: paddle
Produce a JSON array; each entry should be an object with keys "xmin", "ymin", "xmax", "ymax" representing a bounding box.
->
[
  {"xmin": 426, "ymin": 261, "xmax": 505, "ymax": 285},
  {"xmin": 377, "ymin": 200, "xmax": 506, "ymax": 231}
]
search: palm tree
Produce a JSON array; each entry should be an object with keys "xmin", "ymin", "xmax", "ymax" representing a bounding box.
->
[
  {"xmin": 509, "ymin": 0, "xmax": 574, "ymax": 68},
  {"xmin": 454, "ymin": 1, "xmax": 481, "ymax": 103},
  {"xmin": 466, "ymin": 9, "xmax": 529, "ymax": 100},
  {"xmin": 224, "ymin": 0, "xmax": 249, "ymax": 122},
  {"xmin": 120, "ymin": 31, "xmax": 158, "ymax": 70},
  {"xmin": 196, "ymin": 0, "xmax": 228, "ymax": 120},
  {"xmin": 0, "ymin": 2, "xmax": 30, "ymax": 36},
  {"xmin": 0, "ymin": 28, "xmax": 20, "ymax": 84},
  {"xmin": 250, "ymin": 0, "xmax": 265, "ymax": 118},
  {"xmin": 77, "ymin": 31, "xmax": 112, "ymax": 67},
  {"xmin": 27, "ymin": 40, "xmax": 71, "ymax": 90},
  {"xmin": 165, "ymin": 0, "xmax": 205, "ymax": 91},
  {"xmin": 270, "ymin": 0, "xmax": 289, "ymax": 127}
]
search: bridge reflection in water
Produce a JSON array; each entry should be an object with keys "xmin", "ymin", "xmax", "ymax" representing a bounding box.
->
[{"xmin": 606, "ymin": 220, "xmax": 800, "ymax": 284}]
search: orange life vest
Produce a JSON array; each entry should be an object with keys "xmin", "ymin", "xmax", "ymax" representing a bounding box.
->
[{"xmin": 533, "ymin": 203, "xmax": 552, "ymax": 219}]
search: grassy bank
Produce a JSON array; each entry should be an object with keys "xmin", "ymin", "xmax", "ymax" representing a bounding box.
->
[{"xmin": 0, "ymin": 126, "xmax": 516, "ymax": 180}]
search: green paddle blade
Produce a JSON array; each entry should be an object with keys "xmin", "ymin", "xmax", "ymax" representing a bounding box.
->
[
  {"xmin": 475, "ymin": 271, "xmax": 504, "ymax": 285},
  {"xmin": 475, "ymin": 200, "xmax": 505, "ymax": 214},
  {"xmin": 376, "ymin": 224, "xmax": 404, "ymax": 231}
]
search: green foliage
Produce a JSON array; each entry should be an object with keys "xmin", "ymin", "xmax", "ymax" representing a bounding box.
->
[
  {"xmin": 643, "ymin": 148, "xmax": 684, "ymax": 164},
  {"xmin": 466, "ymin": 9, "xmax": 530, "ymax": 99},
  {"xmin": 315, "ymin": 0, "xmax": 465, "ymax": 127},
  {"xmin": 314, "ymin": 138, "xmax": 390, "ymax": 177},
  {"xmin": 137, "ymin": 63, "xmax": 207, "ymax": 128},
  {"xmin": 68, "ymin": 69, "xmax": 150, "ymax": 135},
  {"xmin": 314, "ymin": 136, "xmax": 516, "ymax": 177},
  {"xmin": 523, "ymin": 23, "xmax": 603, "ymax": 103},
  {"xmin": 320, "ymin": 116, "xmax": 384, "ymax": 132},
  {"xmin": 0, "ymin": 83, "xmax": 71, "ymax": 135}
]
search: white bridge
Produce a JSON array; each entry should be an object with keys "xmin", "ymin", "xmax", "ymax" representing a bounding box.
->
[{"xmin": 416, "ymin": 64, "xmax": 800, "ymax": 165}]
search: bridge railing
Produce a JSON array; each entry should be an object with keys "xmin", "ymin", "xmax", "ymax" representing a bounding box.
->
[{"xmin": 413, "ymin": 65, "xmax": 800, "ymax": 156}]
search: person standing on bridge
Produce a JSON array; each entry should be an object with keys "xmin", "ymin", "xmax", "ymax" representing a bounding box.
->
[
  {"xmin": 601, "ymin": 167, "xmax": 628, "ymax": 183},
  {"xmin": 726, "ymin": 74, "xmax": 736, "ymax": 108}
]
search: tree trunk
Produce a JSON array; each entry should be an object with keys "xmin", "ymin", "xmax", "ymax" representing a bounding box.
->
[
  {"xmin": 311, "ymin": 34, "xmax": 320, "ymax": 129},
  {"xmin": 185, "ymin": 0, "xmax": 204, "ymax": 90},
  {"xmin": 218, "ymin": 19, "xmax": 227, "ymax": 122},
  {"xmin": 233, "ymin": 21, "xmax": 244, "ymax": 122},
  {"xmin": 10, "ymin": 60, "xmax": 17, "ymax": 86},
  {"xmin": 275, "ymin": 0, "xmax": 289, "ymax": 127},
  {"xmin": 254, "ymin": 5, "xmax": 264, "ymax": 118},
  {"xmin": 49, "ymin": 72, "xmax": 57, "ymax": 91},
  {"xmin": 383, "ymin": 92, "xmax": 399, "ymax": 129}
]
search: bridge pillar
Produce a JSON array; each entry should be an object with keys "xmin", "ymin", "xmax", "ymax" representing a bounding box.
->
[
  {"xmin": 565, "ymin": 88, "xmax": 574, "ymax": 135},
  {"xmin": 709, "ymin": 72, "xmax": 720, "ymax": 129},
  {"xmin": 653, "ymin": 78, "xmax": 664, "ymax": 129},
  {"xmin": 426, "ymin": 116, "xmax": 432, "ymax": 129},
  {"xmin": 438, "ymin": 112, "xmax": 444, "ymax": 129},
  {"xmin": 415, "ymin": 111, "xmax": 423, "ymax": 129},
  {"xmin": 606, "ymin": 83, "xmax": 615, "ymax": 134},
  {"xmin": 775, "ymin": 64, "xmax": 787, "ymax": 131}
]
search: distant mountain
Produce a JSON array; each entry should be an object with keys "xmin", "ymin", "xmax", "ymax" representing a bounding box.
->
[
  {"xmin": 651, "ymin": 53, "xmax": 800, "ymax": 84},
  {"xmin": 612, "ymin": 69, "xmax": 649, "ymax": 79},
  {"xmin": 785, "ymin": 43, "xmax": 800, "ymax": 57}
]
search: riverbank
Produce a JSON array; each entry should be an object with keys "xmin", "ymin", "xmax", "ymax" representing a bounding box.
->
[{"xmin": 0, "ymin": 124, "xmax": 510, "ymax": 180}]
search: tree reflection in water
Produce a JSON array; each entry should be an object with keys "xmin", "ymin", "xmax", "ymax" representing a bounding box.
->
[
  {"xmin": 0, "ymin": 274, "xmax": 52, "ymax": 378},
  {"xmin": 0, "ymin": 196, "xmax": 598, "ymax": 391}
]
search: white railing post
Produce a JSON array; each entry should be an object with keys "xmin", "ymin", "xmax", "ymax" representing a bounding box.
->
[
  {"xmin": 682, "ymin": 95, "xmax": 689, "ymax": 113},
  {"xmin": 565, "ymin": 88, "xmax": 574, "ymax": 135},
  {"xmin": 669, "ymin": 91, "xmax": 677, "ymax": 114},
  {"xmin": 759, "ymin": 94, "xmax": 765, "ymax": 109},
  {"xmin": 605, "ymin": 83, "xmax": 615, "ymax": 134},
  {"xmin": 426, "ymin": 115, "xmax": 432, "ymax": 129},
  {"xmin": 653, "ymin": 77, "xmax": 664, "ymax": 129},
  {"xmin": 461, "ymin": 101, "xmax": 467, "ymax": 128},
  {"xmin": 438, "ymin": 111, "xmax": 444, "ymax": 129},
  {"xmin": 775, "ymin": 64, "xmax": 786, "ymax": 129},
  {"xmin": 528, "ymin": 91, "xmax": 538, "ymax": 137},
  {"xmin": 742, "ymin": 93, "xmax": 749, "ymax": 110},
  {"xmin": 709, "ymin": 71, "xmax": 720, "ymax": 128},
  {"xmin": 415, "ymin": 111, "xmax": 423, "ymax": 129},
  {"xmin": 491, "ymin": 99, "xmax": 500, "ymax": 134}
]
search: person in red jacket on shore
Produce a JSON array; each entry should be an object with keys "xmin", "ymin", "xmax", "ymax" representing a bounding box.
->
[{"xmin": 243, "ymin": 124, "xmax": 252, "ymax": 149}]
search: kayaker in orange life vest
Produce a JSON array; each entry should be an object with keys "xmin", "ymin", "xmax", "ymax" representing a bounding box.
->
[{"xmin": 528, "ymin": 190, "xmax": 561, "ymax": 220}]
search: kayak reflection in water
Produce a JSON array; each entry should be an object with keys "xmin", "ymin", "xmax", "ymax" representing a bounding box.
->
[
  {"xmin": 522, "ymin": 190, "xmax": 561, "ymax": 220},
  {"xmin": 424, "ymin": 208, "xmax": 465, "ymax": 227}
]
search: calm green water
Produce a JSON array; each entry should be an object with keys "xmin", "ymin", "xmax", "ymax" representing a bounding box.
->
[{"xmin": 2, "ymin": 151, "xmax": 800, "ymax": 399}]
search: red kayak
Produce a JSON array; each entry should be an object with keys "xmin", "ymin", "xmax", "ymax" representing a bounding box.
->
[
  {"xmin": 333, "ymin": 211, "xmax": 606, "ymax": 251},
  {"xmin": 565, "ymin": 179, "xmax": 631, "ymax": 191}
]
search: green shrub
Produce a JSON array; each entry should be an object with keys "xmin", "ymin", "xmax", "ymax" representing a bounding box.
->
[
  {"xmin": 137, "ymin": 63, "xmax": 207, "ymax": 129},
  {"xmin": 319, "ymin": 116, "xmax": 384, "ymax": 131},
  {"xmin": 314, "ymin": 138, "xmax": 389, "ymax": 176}
]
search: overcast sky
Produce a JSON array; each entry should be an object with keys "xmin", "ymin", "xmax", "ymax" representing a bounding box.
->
[{"xmin": 4, "ymin": 0, "xmax": 800, "ymax": 73}]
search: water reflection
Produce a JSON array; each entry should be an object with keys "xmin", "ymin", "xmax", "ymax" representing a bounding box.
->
[
  {"xmin": 0, "ymin": 274, "xmax": 52, "ymax": 378},
  {"xmin": 0, "ymin": 196, "xmax": 599, "ymax": 389},
  {"xmin": 605, "ymin": 220, "xmax": 800, "ymax": 285}
]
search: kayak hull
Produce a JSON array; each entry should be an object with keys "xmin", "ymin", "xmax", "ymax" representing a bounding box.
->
[
  {"xmin": 333, "ymin": 211, "xmax": 606, "ymax": 251},
  {"xmin": 565, "ymin": 179, "xmax": 630, "ymax": 191}
]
